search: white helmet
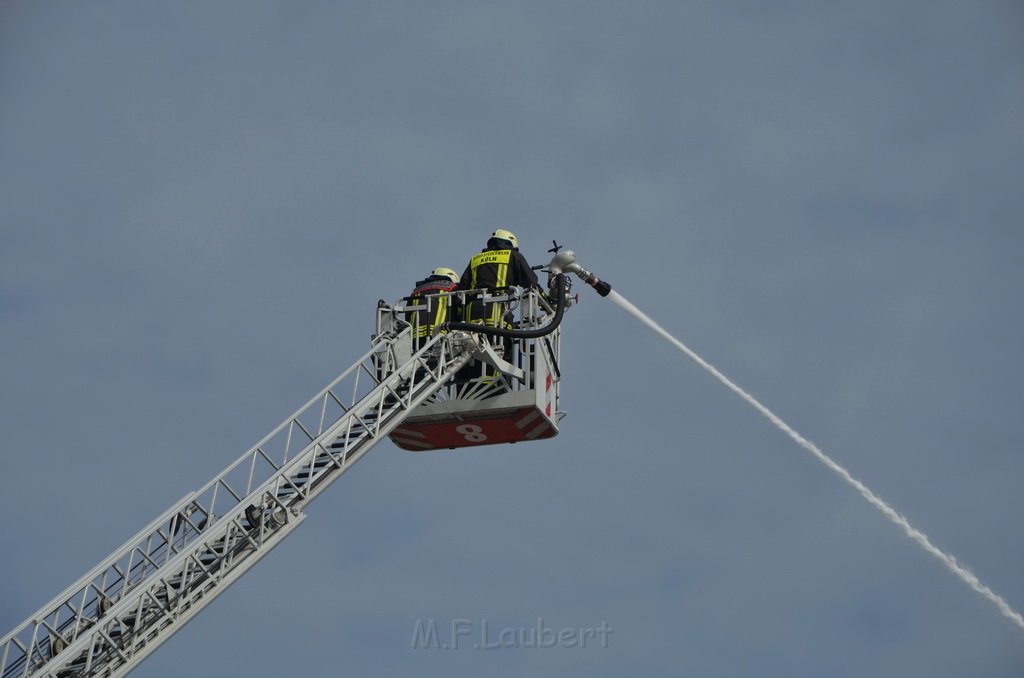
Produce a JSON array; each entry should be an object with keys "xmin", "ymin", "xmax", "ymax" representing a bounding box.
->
[
  {"xmin": 432, "ymin": 267, "xmax": 460, "ymax": 284},
  {"xmin": 491, "ymin": 229, "xmax": 519, "ymax": 250}
]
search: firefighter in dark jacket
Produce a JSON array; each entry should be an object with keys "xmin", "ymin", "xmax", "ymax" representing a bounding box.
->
[
  {"xmin": 406, "ymin": 267, "xmax": 460, "ymax": 348},
  {"xmin": 456, "ymin": 229, "xmax": 538, "ymax": 328}
]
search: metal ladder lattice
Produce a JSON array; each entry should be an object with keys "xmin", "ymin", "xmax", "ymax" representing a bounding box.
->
[{"xmin": 1, "ymin": 327, "xmax": 472, "ymax": 678}]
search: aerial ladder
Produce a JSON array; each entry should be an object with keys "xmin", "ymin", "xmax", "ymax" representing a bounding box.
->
[{"xmin": 1, "ymin": 249, "xmax": 611, "ymax": 678}]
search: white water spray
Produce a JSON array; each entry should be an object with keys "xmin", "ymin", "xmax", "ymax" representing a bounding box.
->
[{"xmin": 607, "ymin": 289, "xmax": 1024, "ymax": 632}]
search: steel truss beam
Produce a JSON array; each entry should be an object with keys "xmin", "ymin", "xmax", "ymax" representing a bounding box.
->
[{"xmin": 2, "ymin": 327, "xmax": 472, "ymax": 678}]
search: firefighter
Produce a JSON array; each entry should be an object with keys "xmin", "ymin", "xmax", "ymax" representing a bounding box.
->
[
  {"xmin": 456, "ymin": 229, "xmax": 538, "ymax": 328},
  {"xmin": 406, "ymin": 267, "xmax": 461, "ymax": 348}
]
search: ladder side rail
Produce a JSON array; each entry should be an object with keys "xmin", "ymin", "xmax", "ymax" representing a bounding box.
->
[
  {"xmin": 0, "ymin": 492, "xmax": 195, "ymax": 646},
  {"xmin": 1, "ymin": 330, "xmax": 412, "ymax": 678},
  {"xmin": 37, "ymin": 504, "xmax": 307, "ymax": 677},
  {"xmin": 0, "ymin": 493, "xmax": 198, "ymax": 678},
  {"xmin": 93, "ymin": 513, "xmax": 311, "ymax": 678},
  {"xmin": 237, "ymin": 331, "xmax": 472, "ymax": 526},
  {"xmin": 242, "ymin": 330, "xmax": 469, "ymax": 515},
  {"xmin": 184, "ymin": 331, "xmax": 402, "ymax": 502},
  {"xmin": 39, "ymin": 333, "xmax": 473, "ymax": 678},
  {"xmin": 28, "ymin": 392, "xmax": 389, "ymax": 674},
  {"xmin": 299, "ymin": 331, "xmax": 474, "ymax": 506}
]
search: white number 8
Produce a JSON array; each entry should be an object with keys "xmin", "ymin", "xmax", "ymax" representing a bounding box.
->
[{"xmin": 456, "ymin": 424, "xmax": 487, "ymax": 443}]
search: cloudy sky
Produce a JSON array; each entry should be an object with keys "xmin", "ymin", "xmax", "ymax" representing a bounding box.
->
[{"xmin": 2, "ymin": 2, "xmax": 1023, "ymax": 676}]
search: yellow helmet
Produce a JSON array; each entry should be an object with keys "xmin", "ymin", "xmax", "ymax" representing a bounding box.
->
[
  {"xmin": 491, "ymin": 229, "xmax": 519, "ymax": 250},
  {"xmin": 432, "ymin": 267, "xmax": 460, "ymax": 284}
]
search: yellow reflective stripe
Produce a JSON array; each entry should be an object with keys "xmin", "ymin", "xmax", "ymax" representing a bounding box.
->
[
  {"xmin": 496, "ymin": 262, "xmax": 508, "ymax": 288},
  {"xmin": 431, "ymin": 297, "xmax": 448, "ymax": 329}
]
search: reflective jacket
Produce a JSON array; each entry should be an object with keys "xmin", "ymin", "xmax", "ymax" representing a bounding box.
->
[
  {"xmin": 406, "ymin": 275, "xmax": 458, "ymax": 341},
  {"xmin": 456, "ymin": 246, "xmax": 538, "ymax": 327},
  {"xmin": 457, "ymin": 248, "xmax": 538, "ymax": 292}
]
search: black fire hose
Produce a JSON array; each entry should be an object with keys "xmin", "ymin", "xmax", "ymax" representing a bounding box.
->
[{"xmin": 439, "ymin": 273, "xmax": 567, "ymax": 339}]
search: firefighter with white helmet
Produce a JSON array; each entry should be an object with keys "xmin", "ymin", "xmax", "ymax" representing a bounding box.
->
[
  {"xmin": 456, "ymin": 229, "xmax": 539, "ymax": 328},
  {"xmin": 406, "ymin": 266, "xmax": 461, "ymax": 347},
  {"xmin": 430, "ymin": 267, "xmax": 460, "ymax": 285}
]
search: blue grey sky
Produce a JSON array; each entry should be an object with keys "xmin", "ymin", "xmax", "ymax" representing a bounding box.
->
[{"xmin": 2, "ymin": 2, "xmax": 1023, "ymax": 676}]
